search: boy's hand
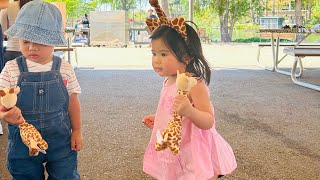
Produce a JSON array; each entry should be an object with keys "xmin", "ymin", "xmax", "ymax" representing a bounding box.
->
[
  {"xmin": 143, "ymin": 114, "xmax": 155, "ymax": 129},
  {"xmin": 71, "ymin": 130, "xmax": 83, "ymax": 151},
  {"xmin": 173, "ymin": 94, "xmax": 193, "ymax": 117},
  {"xmin": 0, "ymin": 105, "xmax": 24, "ymax": 125}
]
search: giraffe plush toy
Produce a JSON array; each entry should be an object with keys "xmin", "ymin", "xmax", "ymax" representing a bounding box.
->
[
  {"xmin": 0, "ymin": 87, "xmax": 48, "ymax": 156},
  {"xmin": 155, "ymin": 70, "xmax": 197, "ymax": 155}
]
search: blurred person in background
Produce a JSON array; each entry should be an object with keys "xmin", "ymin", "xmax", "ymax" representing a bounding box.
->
[
  {"xmin": 0, "ymin": 0, "xmax": 33, "ymax": 68},
  {"xmin": 80, "ymin": 14, "xmax": 89, "ymax": 39},
  {"xmin": 147, "ymin": 8, "xmax": 158, "ymax": 19},
  {"xmin": 0, "ymin": 0, "xmax": 10, "ymax": 135}
]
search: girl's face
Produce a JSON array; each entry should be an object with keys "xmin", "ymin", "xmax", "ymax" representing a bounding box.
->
[
  {"xmin": 151, "ymin": 38, "xmax": 187, "ymax": 77},
  {"xmin": 19, "ymin": 40, "xmax": 54, "ymax": 64}
]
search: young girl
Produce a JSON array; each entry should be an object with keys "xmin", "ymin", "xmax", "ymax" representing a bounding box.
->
[
  {"xmin": 0, "ymin": 1, "xmax": 82, "ymax": 179},
  {"xmin": 143, "ymin": 1, "xmax": 237, "ymax": 179}
]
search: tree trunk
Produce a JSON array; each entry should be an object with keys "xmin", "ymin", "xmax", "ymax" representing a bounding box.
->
[
  {"xmin": 229, "ymin": 2, "xmax": 239, "ymax": 41},
  {"xmin": 265, "ymin": 0, "xmax": 268, "ymax": 16},
  {"xmin": 122, "ymin": 0, "xmax": 126, "ymax": 10},
  {"xmin": 220, "ymin": 0, "xmax": 231, "ymax": 42},
  {"xmin": 272, "ymin": 0, "xmax": 275, "ymax": 16},
  {"xmin": 257, "ymin": 0, "xmax": 264, "ymax": 24},
  {"xmin": 250, "ymin": 0, "xmax": 255, "ymax": 23},
  {"xmin": 277, "ymin": 0, "xmax": 281, "ymax": 16},
  {"xmin": 295, "ymin": 0, "xmax": 304, "ymax": 41},
  {"xmin": 288, "ymin": 1, "xmax": 292, "ymax": 10},
  {"xmin": 307, "ymin": 0, "xmax": 312, "ymax": 20},
  {"xmin": 220, "ymin": 16, "xmax": 231, "ymax": 42},
  {"xmin": 295, "ymin": 0, "xmax": 302, "ymax": 26}
]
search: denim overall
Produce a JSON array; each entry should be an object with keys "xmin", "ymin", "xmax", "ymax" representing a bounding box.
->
[{"xmin": 7, "ymin": 56, "xmax": 80, "ymax": 180}]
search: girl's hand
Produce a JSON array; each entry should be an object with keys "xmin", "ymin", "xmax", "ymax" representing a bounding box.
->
[
  {"xmin": 173, "ymin": 94, "xmax": 193, "ymax": 117},
  {"xmin": 0, "ymin": 105, "xmax": 24, "ymax": 125},
  {"xmin": 71, "ymin": 130, "xmax": 83, "ymax": 151},
  {"xmin": 143, "ymin": 114, "xmax": 155, "ymax": 129}
]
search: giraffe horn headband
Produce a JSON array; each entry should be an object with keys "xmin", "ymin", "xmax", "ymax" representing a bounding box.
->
[{"xmin": 146, "ymin": 0, "xmax": 187, "ymax": 40}]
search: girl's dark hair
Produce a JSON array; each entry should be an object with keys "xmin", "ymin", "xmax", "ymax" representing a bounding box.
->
[
  {"xmin": 19, "ymin": 0, "xmax": 33, "ymax": 9},
  {"xmin": 150, "ymin": 22, "xmax": 211, "ymax": 85}
]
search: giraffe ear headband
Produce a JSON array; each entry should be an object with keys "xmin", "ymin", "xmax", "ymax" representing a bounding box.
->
[{"xmin": 146, "ymin": 0, "xmax": 187, "ymax": 40}]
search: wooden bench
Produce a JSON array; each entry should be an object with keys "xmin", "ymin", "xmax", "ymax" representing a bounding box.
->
[
  {"xmin": 54, "ymin": 47, "xmax": 74, "ymax": 52},
  {"xmin": 259, "ymin": 32, "xmax": 295, "ymax": 40},
  {"xmin": 253, "ymin": 42, "xmax": 320, "ymax": 72},
  {"xmin": 283, "ymin": 47, "xmax": 320, "ymax": 91},
  {"xmin": 54, "ymin": 42, "xmax": 84, "ymax": 67}
]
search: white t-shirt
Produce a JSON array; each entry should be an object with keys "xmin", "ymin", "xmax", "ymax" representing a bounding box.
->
[{"xmin": 0, "ymin": 59, "xmax": 81, "ymax": 95}]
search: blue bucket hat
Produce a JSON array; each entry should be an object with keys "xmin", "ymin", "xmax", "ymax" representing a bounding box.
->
[{"xmin": 5, "ymin": 0, "xmax": 66, "ymax": 46}]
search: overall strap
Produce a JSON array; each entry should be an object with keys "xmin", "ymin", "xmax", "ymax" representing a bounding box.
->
[
  {"xmin": 16, "ymin": 56, "xmax": 29, "ymax": 72},
  {"xmin": 51, "ymin": 55, "xmax": 62, "ymax": 71}
]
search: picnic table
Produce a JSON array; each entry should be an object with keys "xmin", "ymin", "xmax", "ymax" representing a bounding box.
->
[
  {"xmin": 257, "ymin": 28, "xmax": 320, "ymax": 91},
  {"xmin": 54, "ymin": 27, "xmax": 84, "ymax": 67}
]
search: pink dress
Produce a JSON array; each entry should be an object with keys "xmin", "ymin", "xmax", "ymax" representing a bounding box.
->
[{"xmin": 143, "ymin": 81, "xmax": 237, "ymax": 180}]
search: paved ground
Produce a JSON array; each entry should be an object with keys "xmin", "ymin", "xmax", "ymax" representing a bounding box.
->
[{"xmin": 1, "ymin": 43, "xmax": 320, "ymax": 179}]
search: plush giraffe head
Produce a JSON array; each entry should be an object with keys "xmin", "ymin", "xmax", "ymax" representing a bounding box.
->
[
  {"xmin": 176, "ymin": 70, "xmax": 197, "ymax": 91},
  {"xmin": 0, "ymin": 87, "xmax": 20, "ymax": 109}
]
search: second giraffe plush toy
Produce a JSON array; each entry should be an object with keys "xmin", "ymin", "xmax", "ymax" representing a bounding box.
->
[
  {"xmin": 155, "ymin": 70, "xmax": 197, "ymax": 155},
  {"xmin": 0, "ymin": 87, "xmax": 48, "ymax": 156}
]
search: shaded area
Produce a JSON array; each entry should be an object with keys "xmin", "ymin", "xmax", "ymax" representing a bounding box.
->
[{"xmin": 0, "ymin": 68, "xmax": 319, "ymax": 180}]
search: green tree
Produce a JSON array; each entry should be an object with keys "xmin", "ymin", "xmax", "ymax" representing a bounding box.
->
[
  {"xmin": 206, "ymin": 0, "xmax": 250, "ymax": 42},
  {"xmin": 308, "ymin": 0, "xmax": 320, "ymax": 24},
  {"xmin": 97, "ymin": 0, "xmax": 135, "ymax": 11},
  {"xmin": 45, "ymin": 0, "xmax": 99, "ymax": 22}
]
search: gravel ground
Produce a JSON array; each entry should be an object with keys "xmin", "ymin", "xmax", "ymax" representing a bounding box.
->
[{"xmin": 0, "ymin": 44, "xmax": 320, "ymax": 179}]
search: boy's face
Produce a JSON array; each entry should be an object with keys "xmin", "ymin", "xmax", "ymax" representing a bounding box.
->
[
  {"xmin": 0, "ymin": 0, "xmax": 9, "ymax": 9},
  {"xmin": 19, "ymin": 40, "xmax": 54, "ymax": 64}
]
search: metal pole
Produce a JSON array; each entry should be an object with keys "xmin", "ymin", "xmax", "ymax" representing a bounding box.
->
[
  {"xmin": 67, "ymin": 35, "xmax": 71, "ymax": 64},
  {"xmin": 189, "ymin": 0, "xmax": 193, "ymax": 21}
]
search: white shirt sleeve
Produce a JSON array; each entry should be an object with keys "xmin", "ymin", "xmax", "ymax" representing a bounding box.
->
[
  {"xmin": 60, "ymin": 60, "xmax": 81, "ymax": 95},
  {"xmin": 0, "ymin": 60, "xmax": 19, "ymax": 89}
]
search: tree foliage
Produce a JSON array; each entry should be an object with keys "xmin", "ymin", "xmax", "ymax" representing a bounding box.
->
[
  {"xmin": 45, "ymin": 0, "xmax": 99, "ymax": 20},
  {"xmin": 199, "ymin": 0, "xmax": 250, "ymax": 42},
  {"xmin": 307, "ymin": 0, "xmax": 320, "ymax": 24},
  {"xmin": 44, "ymin": 0, "xmax": 320, "ymax": 42},
  {"xmin": 97, "ymin": 0, "xmax": 135, "ymax": 11}
]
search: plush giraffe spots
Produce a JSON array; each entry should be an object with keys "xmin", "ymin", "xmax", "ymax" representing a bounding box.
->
[
  {"xmin": 19, "ymin": 122, "xmax": 48, "ymax": 156},
  {"xmin": 0, "ymin": 86, "xmax": 48, "ymax": 156},
  {"xmin": 155, "ymin": 71, "xmax": 197, "ymax": 155}
]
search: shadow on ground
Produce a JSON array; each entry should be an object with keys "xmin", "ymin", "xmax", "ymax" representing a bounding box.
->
[{"xmin": 0, "ymin": 68, "xmax": 319, "ymax": 180}]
